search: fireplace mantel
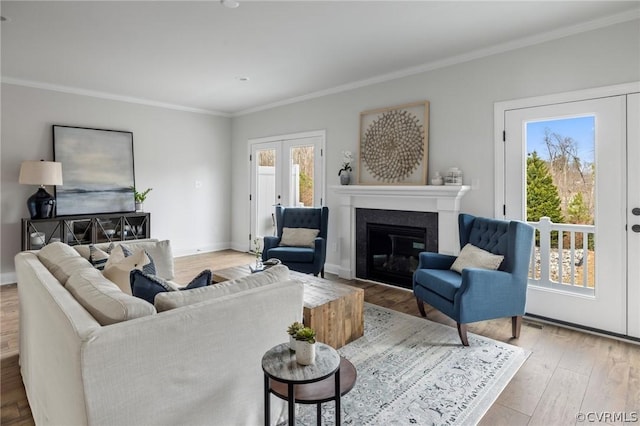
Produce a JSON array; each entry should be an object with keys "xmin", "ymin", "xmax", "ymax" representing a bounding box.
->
[{"xmin": 331, "ymin": 185, "xmax": 470, "ymax": 280}]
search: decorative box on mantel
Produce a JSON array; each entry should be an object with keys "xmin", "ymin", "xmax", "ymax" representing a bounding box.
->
[{"xmin": 331, "ymin": 185, "xmax": 470, "ymax": 280}]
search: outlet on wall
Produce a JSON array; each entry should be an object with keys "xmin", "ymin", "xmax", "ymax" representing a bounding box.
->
[{"xmin": 195, "ymin": 180, "xmax": 203, "ymax": 189}]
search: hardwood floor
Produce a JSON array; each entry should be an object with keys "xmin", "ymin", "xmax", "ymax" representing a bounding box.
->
[{"xmin": 2, "ymin": 250, "xmax": 638, "ymax": 425}]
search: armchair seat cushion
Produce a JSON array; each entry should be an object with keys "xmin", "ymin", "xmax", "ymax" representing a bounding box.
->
[
  {"xmin": 266, "ymin": 246, "xmax": 315, "ymax": 263},
  {"xmin": 414, "ymin": 269, "xmax": 462, "ymax": 302}
]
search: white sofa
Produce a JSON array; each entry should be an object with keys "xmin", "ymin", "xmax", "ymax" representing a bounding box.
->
[{"xmin": 15, "ymin": 240, "xmax": 304, "ymax": 426}]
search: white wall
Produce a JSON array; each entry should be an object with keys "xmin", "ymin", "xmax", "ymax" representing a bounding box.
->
[
  {"xmin": 230, "ymin": 20, "xmax": 640, "ymax": 272},
  {"xmin": 1, "ymin": 84, "xmax": 232, "ymax": 283}
]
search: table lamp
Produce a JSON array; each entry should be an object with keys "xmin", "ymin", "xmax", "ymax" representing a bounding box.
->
[{"xmin": 19, "ymin": 160, "xmax": 63, "ymax": 219}]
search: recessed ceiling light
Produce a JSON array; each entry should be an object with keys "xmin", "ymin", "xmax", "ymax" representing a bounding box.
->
[
  {"xmin": 237, "ymin": 77, "xmax": 250, "ymax": 82},
  {"xmin": 220, "ymin": 0, "xmax": 239, "ymax": 9}
]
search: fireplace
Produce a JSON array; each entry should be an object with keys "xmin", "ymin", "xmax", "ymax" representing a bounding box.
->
[
  {"xmin": 332, "ymin": 185, "xmax": 469, "ymax": 281},
  {"xmin": 356, "ymin": 208, "xmax": 437, "ymax": 289}
]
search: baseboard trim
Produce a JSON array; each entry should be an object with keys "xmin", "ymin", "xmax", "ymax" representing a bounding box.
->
[
  {"xmin": 524, "ymin": 313, "xmax": 640, "ymax": 345},
  {"xmin": 1, "ymin": 272, "xmax": 18, "ymax": 286}
]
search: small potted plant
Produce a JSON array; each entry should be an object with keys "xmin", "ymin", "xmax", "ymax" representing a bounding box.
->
[
  {"xmin": 287, "ymin": 321, "xmax": 304, "ymax": 352},
  {"xmin": 294, "ymin": 326, "xmax": 317, "ymax": 365},
  {"xmin": 130, "ymin": 186, "xmax": 152, "ymax": 212}
]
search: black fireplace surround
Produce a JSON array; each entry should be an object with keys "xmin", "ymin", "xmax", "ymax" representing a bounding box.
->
[{"xmin": 356, "ymin": 209, "xmax": 438, "ymax": 289}]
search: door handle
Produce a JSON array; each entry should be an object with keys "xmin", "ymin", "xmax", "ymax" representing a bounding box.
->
[
  {"xmin": 633, "ymin": 224, "xmax": 640, "ymax": 233},
  {"xmin": 632, "ymin": 207, "xmax": 640, "ymax": 216}
]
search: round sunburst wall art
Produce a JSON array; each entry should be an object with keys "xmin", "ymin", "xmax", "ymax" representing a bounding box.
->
[{"xmin": 360, "ymin": 102, "xmax": 429, "ymax": 184}]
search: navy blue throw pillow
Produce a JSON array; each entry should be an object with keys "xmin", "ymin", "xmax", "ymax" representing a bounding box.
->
[
  {"xmin": 130, "ymin": 269, "xmax": 212, "ymax": 303},
  {"xmin": 183, "ymin": 269, "xmax": 212, "ymax": 290},
  {"xmin": 130, "ymin": 270, "xmax": 173, "ymax": 304}
]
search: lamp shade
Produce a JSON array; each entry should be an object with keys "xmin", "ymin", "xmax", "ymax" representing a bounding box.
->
[{"xmin": 19, "ymin": 161, "xmax": 63, "ymax": 186}]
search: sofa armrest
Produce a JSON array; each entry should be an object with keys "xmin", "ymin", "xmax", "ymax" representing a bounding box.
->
[
  {"xmin": 417, "ymin": 252, "xmax": 457, "ymax": 270},
  {"xmin": 263, "ymin": 235, "xmax": 281, "ymax": 260}
]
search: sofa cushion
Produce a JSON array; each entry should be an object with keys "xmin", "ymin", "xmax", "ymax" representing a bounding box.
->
[
  {"xmin": 37, "ymin": 242, "xmax": 94, "ymax": 286},
  {"xmin": 450, "ymin": 243, "xmax": 504, "ymax": 274},
  {"xmin": 414, "ymin": 268, "xmax": 462, "ymax": 302},
  {"xmin": 130, "ymin": 269, "xmax": 211, "ymax": 304},
  {"xmin": 154, "ymin": 264, "xmax": 290, "ymax": 312},
  {"xmin": 266, "ymin": 246, "xmax": 315, "ymax": 263},
  {"xmin": 279, "ymin": 227, "xmax": 319, "ymax": 248},
  {"xmin": 102, "ymin": 250, "xmax": 150, "ymax": 295},
  {"xmin": 67, "ymin": 268, "xmax": 156, "ymax": 325}
]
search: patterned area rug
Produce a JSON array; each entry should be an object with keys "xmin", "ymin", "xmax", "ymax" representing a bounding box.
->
[{"xmin": 296, "ymin": 303, "xmax": 529, "ymax": 425}]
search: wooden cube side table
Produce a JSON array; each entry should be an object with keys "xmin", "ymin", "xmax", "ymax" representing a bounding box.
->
[{"xmin": 302, "ymin": 279, "xmax": 364, "ymax": 349}]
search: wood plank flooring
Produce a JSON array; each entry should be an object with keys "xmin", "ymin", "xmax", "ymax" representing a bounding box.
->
[{"xmin": 2, "ymin": 250, "xmax": 639, "ymax": 425}]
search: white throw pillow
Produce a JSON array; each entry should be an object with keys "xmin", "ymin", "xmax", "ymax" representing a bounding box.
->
[
  {"xmin": 102, "ymin": 250, "xmax": 150, "ymax": 295},
  {"xmin": 450, "ymin": 244, "xmax": 504, "ymax": 274},
  {"xmin": 279, "ymin": 228, "xmax": 319, "ymax": 248},
  {"xmin": 121, "ymin": 240, "xmax": 174, "ymax": 280}
]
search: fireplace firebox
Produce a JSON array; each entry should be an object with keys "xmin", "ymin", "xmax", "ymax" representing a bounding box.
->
[{"xmin": 356, "ymin": 209, "xmax": 437, "ymax": 289}]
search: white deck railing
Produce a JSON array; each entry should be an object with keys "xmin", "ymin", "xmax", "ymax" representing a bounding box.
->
[{"xmin": 527, "ymin": 217, "xmax": 595, "ymax": 296}]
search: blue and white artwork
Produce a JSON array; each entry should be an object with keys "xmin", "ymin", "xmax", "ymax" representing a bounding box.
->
[{"xmin": 53, "ymin": 126, "xmax": 135, "ymax": 215}]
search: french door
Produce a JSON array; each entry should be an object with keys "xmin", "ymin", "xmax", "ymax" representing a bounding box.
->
[
  {"xmin": 501, "ymin": 91, "xmax": 639, "ymax": 337},
  {"xmin": 249, "ymin": 131, "xmax": 325, "ymax": 249}
]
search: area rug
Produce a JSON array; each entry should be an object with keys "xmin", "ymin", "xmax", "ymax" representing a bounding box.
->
[{"xmin": 296, "ymin": 303, "xmax": 530, "ymax": 425}]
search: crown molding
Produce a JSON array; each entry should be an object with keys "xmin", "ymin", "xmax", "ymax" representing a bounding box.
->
[
  {"xmin": 234, "ymin": 10, "xmax": 640, "ymax": 117},
  {"xmin": 1, "ymin": 9, "xmax": 637, "ymax": 118},
  {"xmin": 0, "ymin": 77, "xmax": 232, "ymax": 117}
]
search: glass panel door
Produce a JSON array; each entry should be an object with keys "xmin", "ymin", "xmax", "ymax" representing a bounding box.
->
[
  {"xmin": 504, "ymin": 96, "xmax": 627, "ymax": 334},
  {"xmin": 249, "ymin": 133, "xmax": 325, "ymax": 251}
]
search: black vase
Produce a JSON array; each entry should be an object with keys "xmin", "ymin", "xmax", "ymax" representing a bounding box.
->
[{"xmin": 26, "ymin": 187, "xmax": 56, "ymax": 219}]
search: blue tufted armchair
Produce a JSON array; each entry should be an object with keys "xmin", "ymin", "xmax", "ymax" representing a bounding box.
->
[
  {"xmin": 262, "ymin": 206, "xmax": 329, "ymax": 277},
  {"xmin": 413, "ymin": 214, "xmax": 534, "ymax": 346}
]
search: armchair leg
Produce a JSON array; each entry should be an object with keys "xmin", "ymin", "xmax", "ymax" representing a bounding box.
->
[
  {"xmin": 512, "ymin": 316, "xmax": 522, "ymax": 339},
  {"xmin": 415, "ymin": 297, "xmax": 426, "ymax": 317},
  {"xmin": 457, "ymin": 323, "xmax": 470, "ymax": 346},
  {"xmin": 321, "ymin": 268, "xmax": 324, "ymax": 279}
]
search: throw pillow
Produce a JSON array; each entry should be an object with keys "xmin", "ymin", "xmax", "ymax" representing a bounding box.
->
[
  {"xmin": 89, "ymin": 243, "xmax": 114, "ymax": 270},
  {"xmin": 102, "ymin": 249, "xmax": 150, "ymax": 295},
  {"xmin": 450, "ymin": 243, "xmax": 505, "ymax": 274},
  {"xmin": 106, "ymin": 244, "xmax": 157, "ymax": 276},
  {"xmin": 130, "ymin": 269, "xmax": 212, "ymax": 304},
  {"xmin": 120, "ymin": 240, "xmax": 174, "ymax": 280},
  {"xmin": 279, "ymin": 228, "xmax": 319, "ymax": 248}
]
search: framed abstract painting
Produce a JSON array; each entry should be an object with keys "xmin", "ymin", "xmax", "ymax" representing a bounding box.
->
[{"xmin": 53, "ymin": 125, "xmax": 135, "ymax": 215}]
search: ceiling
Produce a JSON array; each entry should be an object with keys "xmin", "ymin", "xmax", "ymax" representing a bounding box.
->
[{"xmin": 1, "ymin": 1, "xmax": 639, "ymax": 116}]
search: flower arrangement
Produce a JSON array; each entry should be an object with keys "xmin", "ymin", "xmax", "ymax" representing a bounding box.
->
[
  {"xmin": 338, "ymin": 150, "xmax": 354, "ymax": 176},
  {"xmin": 252, "ymin": 237, "xmax": 262, "ymax": 259}
]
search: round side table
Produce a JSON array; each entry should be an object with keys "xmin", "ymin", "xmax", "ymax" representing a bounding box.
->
[
  {"xmin": 270, "ymin": 357, "xmax": 357, "ymax": 426},
  {"xmin": 262, "ymin": 342, "xmax": 344, "ymax": 426}
]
